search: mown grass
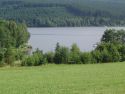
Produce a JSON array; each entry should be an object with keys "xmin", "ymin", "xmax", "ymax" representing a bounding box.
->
[{"xmin": 0, "ymin": 63, "xmax": 125, "ymax": 94}]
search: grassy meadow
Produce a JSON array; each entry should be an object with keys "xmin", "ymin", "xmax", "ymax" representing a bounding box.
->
[{"xmin": 0, "ymin": 63, "xmax": 125, "ymax": 94}]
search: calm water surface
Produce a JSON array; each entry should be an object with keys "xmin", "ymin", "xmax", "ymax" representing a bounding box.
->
[{"xmin": 28, "ymin": 27, "xmax": 125, "ymax": 52}]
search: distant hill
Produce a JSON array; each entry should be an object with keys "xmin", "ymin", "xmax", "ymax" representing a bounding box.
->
[{"xmin": 0, "ymin": 0, "xmax": 125, "ymax": 27}]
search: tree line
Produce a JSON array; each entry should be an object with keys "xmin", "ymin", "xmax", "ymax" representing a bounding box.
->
[
  {"xmin": 22, "ymin": 29, "xmax": 125, "ymax": 66},
  {"xmin": 1, "ymin": 20, "xmax": 125, "ymax": 66},
  {"xmin": 0, "ymin": 0, "xmax": 125, "ymax": 27}
]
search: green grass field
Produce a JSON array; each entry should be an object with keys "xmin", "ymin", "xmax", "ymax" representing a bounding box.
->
[{"xmin": 0, "ymin": 63, "xmax": 125, "ymax": 94}]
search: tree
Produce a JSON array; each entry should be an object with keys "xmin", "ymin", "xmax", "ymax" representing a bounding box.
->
[
  {"xmin": 59, "ymin": 46, "xmax": 69, "ymax": 64},
  {"xmin": 0, "ymin": 20, "xmax": 30, "ymax": 65},
  {"xmin": 101, "ymin": 29, "xmax": 125, "ymax": 44},
  {"xmin": 94, "ymin": 42, "xmax": 121, "ymax": 63},
  {"xmin": 69, "ymin": 44, "xmax": 81, "ymax": 64},
  {"xmin": 54, "ymin": 43, "xmax": 61, "ymax": 64},
  {"xmin": 101, "ymin": 29, "xmax": 116, "ymax": 43},
  {"xmin": 54, "ymin": 43, "xmax": 69, "ymax": 64}
]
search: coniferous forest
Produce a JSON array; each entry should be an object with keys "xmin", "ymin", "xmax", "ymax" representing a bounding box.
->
[{"xmin": 1, "ymin": 0, "xmax": 125, "ymax": 27}]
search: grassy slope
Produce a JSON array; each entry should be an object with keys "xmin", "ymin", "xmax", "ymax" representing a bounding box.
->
[{"xmin": 0, "ymin": 63, "xmax": 125, "ymax": 94}]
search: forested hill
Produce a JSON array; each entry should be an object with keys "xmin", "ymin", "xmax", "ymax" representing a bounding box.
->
[{"xmin": 0, "ymin": 0, "xmax": 125, "ymax": 27}]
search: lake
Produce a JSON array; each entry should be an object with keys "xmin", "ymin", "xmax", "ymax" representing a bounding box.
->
[{"xmin": 28, "ymin": 27, "xmax": 125, "ymax": 52}]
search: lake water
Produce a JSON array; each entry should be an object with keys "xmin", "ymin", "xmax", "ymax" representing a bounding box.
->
[{"xmin": 28, "ymin": 27, "xmax": 125, "ymax": 52}]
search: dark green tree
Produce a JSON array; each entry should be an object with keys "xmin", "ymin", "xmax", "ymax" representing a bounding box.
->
[
  {"xmin": 44, "ymin": 52, "xmax": 54, "ymax": 63},
  {"xmin": 54, "ymin": 43, "xmax": 61, "ymax": 64}
]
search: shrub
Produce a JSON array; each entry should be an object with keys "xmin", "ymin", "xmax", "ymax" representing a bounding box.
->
[
  {"xmin": 21, "ymin": 49, "xmax": 44, "ymax": 66},
  {"xmin": 101, "ymin": 49, "xmax": 112, "ymax": 63},
  {"xmin": 43, "ymin": 57, "xmax": 48, "ymax": 65},
  {"xmin": 22, "ymin": 56, "xmax": 36, "ymax": 66},
  {"xmin": 80, "ymin": 52, "xmax": 92, "ymax": 64},
  {"xmin": 119, "ymin": 45, "xmax": 125, "ymax": 61},
  {"xmin": 108, "ymin": 44, "xmax": 121, "ymax": 62},
  {"xmin": 0, "ymin": 49, "xmax": 5, "ymax": 65},
  {"xmin": 4, "ymin": 48, "xmax": 15, "ymax": 65},
  {"xmin": 94, "ymin": 43, "xmax": 121, "ymax": 63},
  {"xmin": 91, "ymin": 50, "xmax": 102, "ymax": 63},
  {"xmin": 44, "ymin": 52, "xmax": 54, "ymax": 63}
]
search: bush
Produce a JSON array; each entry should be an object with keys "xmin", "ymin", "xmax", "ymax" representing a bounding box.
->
[
  {"xmin": 80, "ymin": 52, "xmax": 92, "ymax": 64},
  {"xmin": 101, "ymin": 49, "xmax": 112, "ymax": 63},
  {"xmin": 119, "ymin": 45, "xmax": 125, "ymax": 61},
  {"xmin": 4, "ymin": 48, "xmax": 15, "ymax": 65},
  {"xmin": 43, "ymin": 58, "xmax": 48, "ymax": 65},
  {"xmin": 94, "ymin": 43, "xmax": 121, "ymax": 63},
  {"xmin": 0, "ymin": 49, "xmax": 5, "ymax": 65},
  {"xmin": 21, "ymin": 49, "xmax": 44, "ymax": 66},
  {"xmin": 108, "ymin": 44, "xmax": 121, "ymax": 62},
  {"xmin": 24, "ymin": 56, "xmax": 34, "ymax": 66},
  {"xmin": 91, "ymin": 50, "xmax": 102, "ymax": 63},
  {"xmin": 44, "ymin": 52, "xmax": 54, "ymax": 63}
]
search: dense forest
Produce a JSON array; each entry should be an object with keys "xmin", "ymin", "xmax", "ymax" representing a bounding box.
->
[{"xmin": 0, "ymin": 0, "xmax": 125, "ymax": 27}]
